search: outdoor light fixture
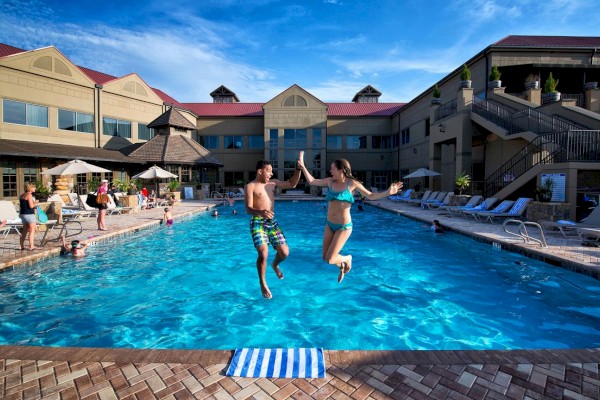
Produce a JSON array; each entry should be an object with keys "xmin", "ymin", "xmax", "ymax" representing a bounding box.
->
[{"xmin": 438, "ymin": 123, "xmax": 445, "ymax": 132}]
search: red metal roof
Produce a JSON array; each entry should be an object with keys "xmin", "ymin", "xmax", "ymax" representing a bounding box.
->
[
  {"xmin": 184, "ymin": 103, "xmax": 265, "ymax": 117},
  {"xmin": 151, "ymin": 88, "xmax": 189, "ymax": 110},
  {"xmin": 327, "ymin": 103, "xmax": 404, "ymax": 117},
  {"xmin": 78, "ymin": 66, "xmax": 118, "ymax": 85},
  {"xmin": 0, "ymin": 43, "xmax": 26, "ymax": 57},
  {"xmin": 184, "ymin": 102, "xmax": 405, "ymax": 117},
  {"xmin": 494, "ymin": 35, "xmax": 600, "ymax": 47}
]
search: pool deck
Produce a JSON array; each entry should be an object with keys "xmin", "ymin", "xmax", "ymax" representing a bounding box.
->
[{"xmin": 0, "ymin": 198, "xmax": 599, "ymax": 399}]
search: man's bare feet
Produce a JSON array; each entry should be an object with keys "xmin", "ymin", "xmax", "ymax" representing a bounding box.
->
[
  {"xmin": 261, "ymin": 282, "xmax": 273, "ymax": 299},
  {"xmin": 272, "ymin": 263, "xmax": 284, "ymax": 279}
]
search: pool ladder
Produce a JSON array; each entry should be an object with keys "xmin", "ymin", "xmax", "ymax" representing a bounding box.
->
[{"xmin": 502, "ymin": 219, "xmax": 548, "ymax": 248}]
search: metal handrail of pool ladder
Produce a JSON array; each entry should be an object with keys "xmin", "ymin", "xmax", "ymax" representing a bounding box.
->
[{"xmin": 502, "ymin": 219, "xmax": 548, "ymax": 248}]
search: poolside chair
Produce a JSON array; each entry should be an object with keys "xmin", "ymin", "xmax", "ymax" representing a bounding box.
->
[
  {"xmin": 578, "ymin": 227, "xmax": 600, "ymax": 243},
  {"xmin": 388, "ymin": 189, "xmax": 413, "ymax": 202},
  {"xmin": 0, "ymin": 200, "xmax": 59, "ymax": 244},
  {"xmin": 422, "ymin": 192, "xmax": 451, "ymax": 209},
  {"xmin": 462, "ymin": 199, "xmax": 510, "ymax": 219},
  {"xmin": 77, "ymin": 195, "xmax": 99, "ymax": 216},
  {"xmin": 539, "ymin": 206, "xmax": 600, "ymax": 237},
  {"xmin": 470, "ymin": 200, "xmax": 516, "ymax": 221},
  {"xmin": 47, "ymin": 194, "xmax": 79, "ymax": 210},
  {"xmin": 418, "ymin": 192, "xmax": 446, "ymax": 209},
  {"xmin": 456, "ymin": 198, "xmax": 498, "ymax": 217},
  {"xmin": 107, "ymin": 195, "xmax": 134, "ymax": 215},
  {"xmin": 473, "ymin": 197, "xmax": 532, "ymax": 223},
  {"xmin": 439, "ymin": 195, "xmax": 483, "ymax": 213},
  {"xmin": 406, "ymin": 191, "xmax": 437, "ymax": 206},
  {"xmin": 67, "ymin": 193, "xmax": 80, "ymax": 207},
  {"xmin": 402, "ymin": 190, "xmax": 432, "ymax": 205}
]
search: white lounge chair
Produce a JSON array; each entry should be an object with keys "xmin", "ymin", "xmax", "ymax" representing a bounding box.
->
[
  {"xmin": 539, "ymin": 206, "xmax": 600, "ymax": 237},
  {"xmin": 457, "ymin": 198, "xmax": 498, "ymax": 217},
  {"xmin": 0, "ymin": 200, "xmax": 59, "ymax": 245}
]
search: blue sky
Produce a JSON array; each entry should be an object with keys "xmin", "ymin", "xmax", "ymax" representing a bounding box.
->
[{"xmin": 1, "ymin": 0, "xmax": 599, "ymax": 103}]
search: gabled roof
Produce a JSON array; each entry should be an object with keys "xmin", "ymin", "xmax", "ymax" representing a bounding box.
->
[
  {"xmin": 210, "ymin": 85, "xmax": 240, "ymax": 102},
  {"xmin": 493, "ymin": 35, "xmax": 600, "ymax": 48},
  {"xmin": 126, "ymin": 135, "xmax": 223, "ymax": 167},
  {"xmin": 147, "ymin": 108, "xmax": 197, "ymax": 130},
  {"xmin": 0, "ymin": 139, "xmax": 141, "ymax": 164},
  {"xmin": 352, "ymin": 85, "xmax": 382, "ymax": 102}
]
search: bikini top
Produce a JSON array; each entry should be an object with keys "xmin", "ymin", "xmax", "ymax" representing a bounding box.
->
[{"xmin": 325, "ymin": 180, "xmax": 355, "ymax": 203}]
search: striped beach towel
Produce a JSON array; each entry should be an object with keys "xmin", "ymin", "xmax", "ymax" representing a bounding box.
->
[{"xmin": 226, "ymin": 348, "xmax": 326, "ymax": 378}]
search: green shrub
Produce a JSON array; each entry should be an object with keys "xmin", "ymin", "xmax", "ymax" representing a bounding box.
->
[
  {"xmin": 489, "ymin": 65, "xmax": 501, "ymax": 81},
  {"xmin": 544, "ymin": 73, "xmax": 559, "ymax": 93},
  {"xmin": 460, "ymin": 64, "xmax": 471, "ymax": 81}
]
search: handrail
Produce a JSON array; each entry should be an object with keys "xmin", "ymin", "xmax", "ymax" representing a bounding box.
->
[
  {"xmin": 484, "ymin": 129, "xmax": 600, "ymax": 197},
  {"xmin": 503, "ymin": 219, "xmax": 548, "ymax": 248},
  {"xmin": 437, "ymin": 99, "xmax": 457, "ymax": 120}
]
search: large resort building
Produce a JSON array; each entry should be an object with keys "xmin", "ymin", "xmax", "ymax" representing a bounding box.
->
[{"xmin": 1, "ymin": 35, "xmax": 599, "ymax": 220}]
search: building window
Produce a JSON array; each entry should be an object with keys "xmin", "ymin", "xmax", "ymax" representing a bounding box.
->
[
  {"xmin": 224, "ymin": 136, "xmax": 243, "ymax": 149},
  {"xmin": 327, "ymin": 136, "xmax": 342, "ymax": 149},
  {"xmin": 138, "ymin": 123, "xmax": 155, "ymax": 140},
  {"xmin": 214, "ymin": 97, "xmax": 233, "ymax": 103},
  {"xmin": 225, "ymin": 171, "xmax": 244, "ymax": 186},
  {"xmin": 248, "ymin": 135, "xmax": 264, "ymax": 149},
  {"xmin": 2, "ymin": 99, "xmax": 48, "ymax": 128},
  {"xmin": 312, "ymin": 128, "xmax": 321, "ymax": 148},
  {"xmin": 23, "ymin": 162, "xmax": 37, "ymax": 186},
  {"xmin": 2, "ymin": 161, "xmax": 17, "ymax": 198},
  {"xmin": 425, "ymin": 118, "xmax": 430, "ymax": 137},
  {"xmin": 372, "ymin": 136, "xmax": 392, "ymax": 149},
  {"xmin": 58, "ymin": 109, "xmax": 94, "ymax": 133},
  {"xmin": 283, "ymin": 129, "xmax": 307, "ymax": 149},
  {"xmin": 269, "ymin": 129, "xmax": 278, "ymax": 148},
  {"xmin": 102, "ymin": 117, "xmax": 131, "ymax": 138},
  {"xmin": 392, "ymin": 132, "xmax": 399, "ymax": 147},
  {"xmin": 269, "ymin": 149, "xmax": 278, "ymax": 169},
  {"xmin": 201, "ymin": 135, "xmax": 219, "ymax": 149},
  {"xmin": 283, "ymin": 95, "xmax": 307, "ymax": 107},
  {"xmin": 167, "ymin": 166, "xmax": 179, "ymax": 181},
  {"xmin": 347, "ymin": 135, "xmax": 367, "ymax": 149},
  {"xmin": 180, "ymin": 166, "xmax": 191, "ymax": 183},
  {"xmin": 401, "ymin": 128, "xmax": 410, "ymax": 145}
]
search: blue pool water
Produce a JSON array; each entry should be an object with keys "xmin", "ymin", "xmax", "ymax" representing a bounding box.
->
[{"xmin": 1, "ymin": 201, "xmax": 599, "ymax": 351}]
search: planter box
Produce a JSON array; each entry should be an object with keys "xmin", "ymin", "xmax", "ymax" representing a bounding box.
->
[{"xmin": 526, "ymin": 201, "xmax": 570, "ymax": 222}]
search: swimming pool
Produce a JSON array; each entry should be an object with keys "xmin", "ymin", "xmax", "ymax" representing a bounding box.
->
[{"xmin": 0, "ymin": 201, "xmax": 599, "ymax": 351}]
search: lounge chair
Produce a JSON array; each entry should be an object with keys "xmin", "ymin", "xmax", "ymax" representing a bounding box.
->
[
  {"xmin": 77, "ymin": 195, "xmax": 99, "ymax": 216},
  {"xmin": 439, "ymin": 195, "xmax": 483, "ymax": 213},
  {"xmin": 462, "ymin": 199, "xmax": 512, "ymax": 219},
  {"xmin": 0, "ymin": 200, "xmax": 59, "ymax": 245},
  {"xmin": 422, "ymin": 192, "xmax": 451, "ymax": 209},
  {"xmin": 388, "ymin": 189, "xmax": 413, "ymax": 202},
  {"xmin": 578, "ymin": 227, "xmax": 600, "ymax": 243},
  {"xmin": 406, "ymin": 191, "xmax": 437, "ymax": 206},
  {"xmin": 473, "ymin": 197, "xmax": 532, "ymax": 223},
  {"xmin": 417, "ymin": 192, "xmax": 446, "ymax": 208},
  {"xmin": 539, "ymin": 206, "xmax": 600, "ymax": 237},
  {"xmin": 402, "ymin": 190, "xmax": 432, "ymax": 205},
  {"xmin": 457, "ymin": 198, "xmax": 498, "ymax": 217},
  {"xmin": 107, "ymin": 194, "xmax": 134, "ymax": 215}
]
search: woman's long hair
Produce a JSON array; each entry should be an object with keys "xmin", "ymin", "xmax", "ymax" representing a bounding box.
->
[{"xmin": 333, "ymin": 159, "xmax": 360, "ymax": 182}]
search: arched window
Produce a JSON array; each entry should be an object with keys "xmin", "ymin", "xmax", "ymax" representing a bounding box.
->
[{"xmin": 283, "ymin": 95, "xmax": 307, "ymax": 107}]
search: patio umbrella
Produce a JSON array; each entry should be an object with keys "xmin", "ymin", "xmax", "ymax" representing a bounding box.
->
[
  {"xmin": 131, "ymin": 165, "xmax": 178, "ymax": 180},
  {"xmin": 403, "ymin": 168, "xmax": 441, "ymax": 179},
  {"xmin": 132, "ymin": 165, "xmax": 178, "ymax": 201},
  {"xmin": 41, "ymin": 159, "xmax": 111, "ymax": 175}
]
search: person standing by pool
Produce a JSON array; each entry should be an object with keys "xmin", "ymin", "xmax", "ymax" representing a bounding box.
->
[
  {"xmin": 245, "ymin": 158, "xmax": 302, "ymax": 299},
  {"xmin": 96, "ymin": 179, "xmax": 110, "ymax": 231},
  {"xmin": 297, "ymin": 151, "xmax": 402, "ymax": 282},
  {"xmin": 19, "ymin": 181, "xmax": 39, "ymax": 251}
]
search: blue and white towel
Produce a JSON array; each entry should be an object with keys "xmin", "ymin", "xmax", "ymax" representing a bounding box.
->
[{"xmin": 226, "ymin": 348, "xmax": 326, "ymax": 378}]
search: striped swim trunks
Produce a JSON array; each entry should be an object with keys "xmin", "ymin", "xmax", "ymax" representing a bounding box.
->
[{"xmin": 250, "ymin": 216, "xmax": 287, "ymax": 249}]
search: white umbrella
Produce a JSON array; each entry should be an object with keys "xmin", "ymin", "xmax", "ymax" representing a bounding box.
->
[
  {"xmin": 132, "ymin": 165, "xmax": 178, "ymax": 200},
  {"xmin": 41, "ymin": 159, "xmax": 111, "ymax": 175},
  {"xmin": 132, "ymin": 165, "xmax": 177, "ymax": 179},
  {"xmin": 403, "ymin": 168, "xmax": 441, "ymax": 179}
]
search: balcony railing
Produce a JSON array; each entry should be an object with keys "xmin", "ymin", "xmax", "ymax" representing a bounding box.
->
[{"xmin": 437, "ymin": 99, "xmax": 457, "ymax": 120}]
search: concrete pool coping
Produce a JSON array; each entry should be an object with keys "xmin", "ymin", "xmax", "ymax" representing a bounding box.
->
[{"xmin": 0, "ymin": 198, "xmax": 599, "ymax": 398}]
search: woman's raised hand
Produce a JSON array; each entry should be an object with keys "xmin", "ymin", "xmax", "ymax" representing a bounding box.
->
[
  {"xmin": 388, "ymin": 181, "xmax": 403, "ymax": 195},
  {"xmin": 297, "ymin": 150, "xmax": 305, "ymax": 167}
]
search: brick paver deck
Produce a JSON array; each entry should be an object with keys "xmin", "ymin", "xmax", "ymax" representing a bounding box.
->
[{"xmin": 1, "ymin": 197, "xmax": 599, "ymax": 399}]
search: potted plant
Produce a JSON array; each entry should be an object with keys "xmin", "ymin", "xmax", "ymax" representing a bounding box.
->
[
  {"xmin": 167, "ymin": 179, "xmax": 181, "ymax": 201},
  {"xmin": 35, "ymin": 178, "xmax": 52, "ymax": 201},
  {"xmin": 87, "ymin": 177, "xmax": 100, "ymax": 194},
  {"xmin": 459, "ymin": 64, "xmax": 472, "ymax": 88},
  {"xmin": 488, "ymin": 65, "xmax": 502, "ymax": 89},
  {"xmin": 535, "ymin": 177, "xmax": 554, "ymax": 202},
  {"xmin": 112, "ymin": 178, "xmax": 129, "ymax": 193},
  {"xmin": 454, "ymin": 171, "xmax": 471, "ymax": 195},
  {"xmin": 524, "ymin": 73, "xmax": 540, "ymax": 90},
  {"xmin": 127, "ymin": 178, "xmax": 142, "ymax": 195},
  {"xmin": 543, "ymin": 72, "xmax": 560, "ymax": 102},
  {"xmin": 431, "ymin": 84, "xmax": 441, "ymax": 105}
]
